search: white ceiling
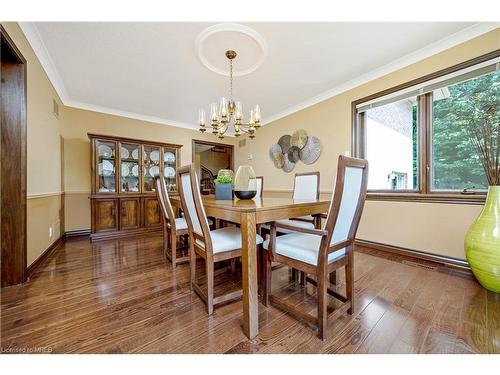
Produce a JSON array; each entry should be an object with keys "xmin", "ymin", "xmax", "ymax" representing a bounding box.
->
[{"xmin": 21, "ymin": 22, "xmax": 497, "ymax": 130}]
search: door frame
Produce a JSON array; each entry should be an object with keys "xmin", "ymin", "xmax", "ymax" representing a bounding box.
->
[
  {"xmin": 192, "ymin": 139, "xmax": 235, "ymax": 171},
  {"xmin": 1, "ymin": 25, "xmax": 27, "ymax": 287}
]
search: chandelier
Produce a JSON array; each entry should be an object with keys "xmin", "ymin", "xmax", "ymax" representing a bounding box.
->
[{"xmin": 198, "ymin": 50, "xmax": 261, "ymax": 139}]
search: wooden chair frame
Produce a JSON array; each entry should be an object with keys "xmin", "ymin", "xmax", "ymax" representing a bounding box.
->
[
  {"xmin": 178, "ymin": 164, "xmax": 258, "ymax": 315},
  {"xmin": 262, "ymin": 156, "xmax": 369, "ymax": 339},
  {"xmin": 154, "ymin": 175, "xmax": 189, "ymax": 267}
]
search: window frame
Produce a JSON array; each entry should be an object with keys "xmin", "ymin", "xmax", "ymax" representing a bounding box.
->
[{"xmin": 351, "ymin": 49, "xmax": 500, "ymax": 205}]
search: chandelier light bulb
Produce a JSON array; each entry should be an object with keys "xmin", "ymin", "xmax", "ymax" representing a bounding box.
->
[
  {"xmin": 199, "ymin": 109, "xmax": 206, "ymax": 126},
  {"xmin": 220, "ymin": 97, "xmax": 228, "ymax": 118},
  {"xmin": 254, "ymin": 105, "xmax": 261, "ymax": 122},
  {"xmin": 235, "ymin": 101, "xmax": 242, "ymax": 121},
  {"xmin": 249, "ymin": 109, "xmax": 255, "ymax": 125},
  {"xmin": 210, "ymin": 103, "xmax": 218, "ymax": 122}
]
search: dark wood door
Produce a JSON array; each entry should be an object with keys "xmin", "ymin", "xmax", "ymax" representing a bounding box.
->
[
  {"xmin": 120, "ymin": 198, "xmax": 141, "ymax": 230},
  {"xmin": 1, "ymin": 26, "xmax": 27, "ymax": 287},
  {"xmin": 143, "ymin": 198, "xmax": 161, "ymax": 228},
  {"xmin": 93, "ymin": 199, "xmax": 119, "ymax": 232}
]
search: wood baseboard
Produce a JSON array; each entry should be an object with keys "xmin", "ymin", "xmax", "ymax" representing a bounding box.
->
[
  {"xmin": 64, "ymin": 229, "xmax": 91, "ymax": 238},
  {"xmin": 354, "ymin": 239, "xmax": 471, "ymax": 272},
  {"xmin": 26, "ymin": 236, "xmax": 64, "ymax": 280},
  {"xmin": 90, "ymin": 227, "xmax": 162, "ymax": 241}
]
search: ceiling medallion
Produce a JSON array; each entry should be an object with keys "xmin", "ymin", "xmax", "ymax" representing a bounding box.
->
[
  {"xmin": 198, "ymin": 50, "xmax": 261, "ymax": 139},
  {"xmin": 195, "ymin": 23, "xmax": 267, "ymax": 77}
]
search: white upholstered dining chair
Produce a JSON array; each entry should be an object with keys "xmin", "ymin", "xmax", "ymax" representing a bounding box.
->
[
  {"xmin": 177, "ymin": 164, "xmax": 264, "ymax": 315},
  {"xmin": 261, "ymin": 172, "xmax": 320, "ymax": 234},
  {"xmin": 262, "ymin": 156, "xmax": 369, "ymax": 339},
  {"xmin": 154, "ymin": 175, "xmax": 189, "ymax": 267}
]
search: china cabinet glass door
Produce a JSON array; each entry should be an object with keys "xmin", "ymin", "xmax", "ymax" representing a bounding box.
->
[
  {"xmin": 143, "ymin": 145, "xmax": 161, "ymax": 192},
  {"xmin": 120, "ymin": 143, "xmax": 140, "ymax": 193},
  {"xmin": 163, "ymin": 148, "xmax": 177, "ymax": 192},
  {"xmin": 96, "ymin": 140, "xmax": 116, "ymax": 193}
]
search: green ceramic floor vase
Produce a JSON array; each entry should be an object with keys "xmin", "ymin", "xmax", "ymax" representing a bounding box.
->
[{"xmin": 465, "ymin": 186, "xmax": 500, "ymax": 293}]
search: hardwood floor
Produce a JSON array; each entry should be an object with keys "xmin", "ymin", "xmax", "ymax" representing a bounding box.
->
[{"xmin": 1, "ymin": 234, "xmax": 498, "ymax": 354}]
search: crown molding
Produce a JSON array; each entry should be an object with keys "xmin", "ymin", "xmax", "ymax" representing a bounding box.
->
[
  {"xmin": 262, "ymin": 22, "xmax": 499, "ymax": 125},
  {"xmin": 19, "ymin": 22, "xmax": 70, "ymax": 102},
  {"xmin": 64, "ymin": 98, "xmax": 199, "ymax": 130},
  {"xmin": 19, "ymin": 22, "xmax": 499, "ymax": 132}
]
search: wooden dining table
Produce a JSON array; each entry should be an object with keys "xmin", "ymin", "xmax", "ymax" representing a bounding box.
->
[{"xmin": 170, "ymin": 195, "xmax": 331, "ymax": 339}]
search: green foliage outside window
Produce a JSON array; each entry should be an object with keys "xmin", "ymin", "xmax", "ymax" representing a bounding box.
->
[{"xmin": 432, "ymin": 71, "xmax": 499, "ymax": 190}]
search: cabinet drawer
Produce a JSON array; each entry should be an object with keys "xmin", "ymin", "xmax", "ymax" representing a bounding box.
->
[
  {"xmin": 93, "ymin": 199, "xmax": 119, "ymax": 232},
  {"xmin": 120, "ymin": 198, "xmax": 141, "ymax": 230}
]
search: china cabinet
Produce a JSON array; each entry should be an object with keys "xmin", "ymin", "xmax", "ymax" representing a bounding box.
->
[{"xmin": 88, "ymin": 133, "xmax": 182, "ymax": 240}]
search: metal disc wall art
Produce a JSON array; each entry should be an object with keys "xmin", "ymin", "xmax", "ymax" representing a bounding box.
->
[
  {"xmin": 269, "ymin": 144, "xmax": 282, "ymax": 160},
  {"xmin": 282, "ymin": 153, "xmax": 295, "ymax": 173},
  {"xmin": 268, "ymin": 129, "xmax": 321, "ymax": 173},
  {"xmin": 287, "ymin": 146, "xmax": 301, "ymax": 163},
  {"xmin": 273, "ymin": 153, "xmax": 284, "ymax": 168},
  {"xmin": 299, "ymin": 136, "xmax": 321, "ymax": 165},
  {"xmin": 277, "ymin": 135, "xmax": 292, "ymax": 154},
  {"xmin": 291, "ymin": 129, "xmax": 308, "ymax": 149}
]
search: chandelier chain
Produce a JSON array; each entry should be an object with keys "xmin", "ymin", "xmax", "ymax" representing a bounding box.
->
[{"xmin": 230, "ymin": 59, "xmax": 233, "ymax": 101}]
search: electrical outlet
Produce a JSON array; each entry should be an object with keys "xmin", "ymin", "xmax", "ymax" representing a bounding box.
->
[
  {"xmin": 248, "ymin": 154, "xmax": 253, "ymax": 160},
  {"xmin": 49, "ymin": 226, "xmax": 53, "ymax": 238}
]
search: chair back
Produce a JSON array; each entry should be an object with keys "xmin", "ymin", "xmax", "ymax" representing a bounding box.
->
[
  {"xmin": 177, "ymin": 164, "xmax": 213, "ymax": 250},
  {"xmin": 154, "ymin": 175, "xmax": 176, "ymax": 229},
  {"xmin": 323, "ymin": 156, "xmax": 368, "ymax": 248},
  {"xmin": 254, "ymin": 176, "xmax": 264, "ymax": 199},
  {"xmin": 293, "ymin": 172, "xmax": 320, "ymax": 200}
]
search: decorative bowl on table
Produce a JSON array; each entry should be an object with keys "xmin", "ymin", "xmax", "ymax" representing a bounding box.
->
[{"xmin": 234, "ymin": 190, "xmax": 256, "ymax": 200}]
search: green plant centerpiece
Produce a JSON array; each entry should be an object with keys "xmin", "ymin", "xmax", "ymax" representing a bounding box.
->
[
  {"xmin": 214, "ymin": 175, "xmax": 233, "ymax": 200},
  {"xmin": 464, "ymin": 72, "xmax": 500, "ymax": 293}
]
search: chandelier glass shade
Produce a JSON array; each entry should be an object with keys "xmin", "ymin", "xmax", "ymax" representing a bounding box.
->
[{"xmin": 198, "ymin": 50, "xmax": 261, "ymax": 139}]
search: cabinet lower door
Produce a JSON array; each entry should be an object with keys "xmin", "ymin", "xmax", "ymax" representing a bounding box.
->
[
  {"xmin": 93, "ymin": 199, "xmax": 119, "ymax": 232},
  {"xmin": 143, "ymin": 197, "xmax": 162, "ymax": 228},
  {"xmin": 120, "ymin": 198, "xmax": 141, "ymax": 230}
]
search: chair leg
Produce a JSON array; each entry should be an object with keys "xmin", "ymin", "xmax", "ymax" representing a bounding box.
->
[
  {"xmin": 163, "ymin": 226, "xmax": 169, "ymax": 263},
  {"xmin": 300, "ymin": 271, "xmax": 306, "ymax": 287},
  {"xmin": 189, "ymin": 244, "xmax": 196, "ymax": 291},
  {"xmin": 291, "ymin": 268, "xmax": 298, "ymax": 283},
  {"xmin": 329, "ymin": 271, "xmax": 337, "ymax": 285},
  {"xmin": 262, "ymin": 249, "xmax": 271, "ymax": 306},
  {"xmin": 317, "ymin": 270, "xmax": 328, "ymax": 340},
  {"xmin": 171, "ymin": 229, "xmax": 177, "ymax": 268},
  {"xmin": 230, "ymin": 258, "xmax": 237, "ymax": 274},
  {"xmin": 346, "ymin": 253, "xmax": 354, "ymax": 315},
  {"xmin": 206, "ymin": 259, "xmax": 214, "ymax": 315}
]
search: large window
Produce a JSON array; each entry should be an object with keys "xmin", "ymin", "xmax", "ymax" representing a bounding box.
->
[{"xmin": 354, "ymin": 52, "xmax": 499, "ymax": 201}]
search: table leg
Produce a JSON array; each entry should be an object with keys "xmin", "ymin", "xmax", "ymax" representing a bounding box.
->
[{"xmin": 240, "ymin": 211, "xmax": 258, "ymax": 339}]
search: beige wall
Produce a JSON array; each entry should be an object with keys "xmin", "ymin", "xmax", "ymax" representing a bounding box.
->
[
  {"xmin": 2, "ymin": 22, "xmax": 64, "ymax": 266},
  {"xmin": 60, "ymin": 107, "xmax": 238, "ymax": 232},
  {"xmin": 27, "ymin": 195, "xmax": 63, "ymax": 265},
  {"xmin": 236, "ymin": 28, "xmax": 500, "ymax": 260}
]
